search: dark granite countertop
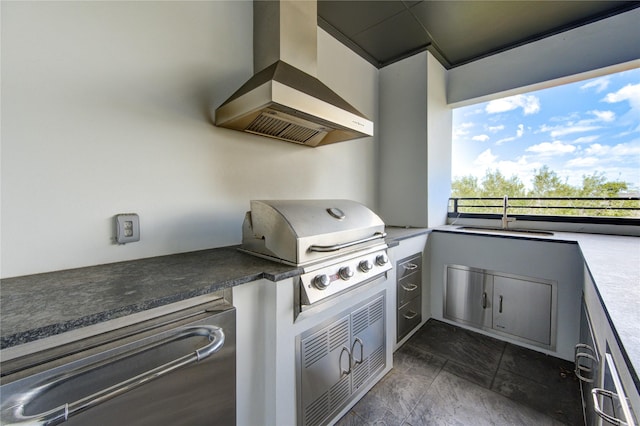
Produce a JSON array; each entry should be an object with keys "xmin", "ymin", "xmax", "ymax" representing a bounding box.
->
[
  {"xmin": 0, "ymin": 246, "xmax": 301, "ymax": 349},
  {"xmin": 384, "ymin": 226, "xmax": 430, "ymax": 243},
  {"xmin": 433, "ymin": 225, "xmax": 640, "ymax": 391},
  {"xmin": 0, "ymin": 230, "xmax": 430, "ymax": 350}
]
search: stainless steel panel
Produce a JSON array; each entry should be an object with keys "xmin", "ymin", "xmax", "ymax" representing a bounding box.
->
[
  {"xmin": 297, "ymin": 292, "xmax": 386, "ymax": 426},
  {"xmin": 493, "ymin": 275, "xmax": 552, "ymax": 345},
  {"xmin": 577, "ymin": 300, "xmax": 600, "ymax": 426},
  {"xmin": 444, "ymin": 265, "xmax": 492, "ymax": 328},
  {"xmin": 397, "ymin": 274, "xmax": 421, "ymax": 308},
  {"xmin": 593, "ymin": 351, "xmax": 637, "ymax": 426},
  {"xmin": 241, "ymin": 199, "xmax": 386, "ymax": 266},
  {"xmin": 215, "ymin": 1, "xmax": 374, "ymax": 147},
  {"xmin": 397, "ymin": 297, "xmax": 421, "ymax": 342},
  {"xmin": 1, "ymin": 303, "xmax": 236, "ymax": 426},
  {"xmin": 397, "ymin": 253, "xmax": 422, "ymax": 281}
]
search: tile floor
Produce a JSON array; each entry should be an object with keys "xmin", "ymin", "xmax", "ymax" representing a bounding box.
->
[{"xmin": 336, "ymin": 319, "xmax": 583, "ymax": 426}]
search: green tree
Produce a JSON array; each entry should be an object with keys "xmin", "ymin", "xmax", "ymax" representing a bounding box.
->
[
  {"xmin": 528, "ymin": 166, "xmax": 574, "ymax": 197},
  {"xmin": 581, "ymin": 172, "xmax": 628, "ymax": 197},
  {"xmin": 480, "ymin": 170, "xmax": 525, "ymax": 197},
  {"xmin": 451, "ymin": 175, "xmax": 479, "ymax": 198},
  {"xmin": 450, "ymin": 166, "xmax": 637, "ymax": 217}
]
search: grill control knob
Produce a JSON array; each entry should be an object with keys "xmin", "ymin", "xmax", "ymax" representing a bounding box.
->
[
  {"xmin": 339, "ymin": 266, "xmax": 354, "ymax": 280},
  {"xmin": 375, "ymin": 253, "xmax": 389, "ymax": 266},
  {"xmin": 359, "ymin": 259, "xmax": 374, "ymax": 272},
  {"xmin": 313, "ymin": 274, "xmax": 331, "ymax": 290}
]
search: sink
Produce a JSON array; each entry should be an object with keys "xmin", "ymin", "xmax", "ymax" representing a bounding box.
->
[{"xmin": 457, "ymin": 226, "xmax": 554, "ymax": 236}]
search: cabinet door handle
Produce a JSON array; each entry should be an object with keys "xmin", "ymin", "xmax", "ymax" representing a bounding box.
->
[
  {"xmin": 403, "ymin": 263, "xmax": 418, "ymax": 271},
  {"xmin": 574, "ymin": 343, "xmax": 598, "ymax": 383},
  {"xmin": 403, "ymin": 310, "xmax": 418, "ymax": 320},
  {"xmin": 400, "ymin": 283, "xmax": 418, "ymax": 292},
  {"xmin": 592, "ymin": 388, "xmax": 624, "ymax": 426},
  {"xmin": 351, "ymin": 337, "xmax": 364, "ymax": 366},
  {"xmin": 575, "ymin": 352, "xmax": 598, "ymax": 383},
  {"xmin": 498, "ymin": 295, "xmax": 503, "ymax": 313},
  {"xmin": 339, "ymin": 346, "xmax": 352, "ymax": 376},
  {"xmin": 482, "ymin": 292, "xmax": 487, "ymax": 309}
]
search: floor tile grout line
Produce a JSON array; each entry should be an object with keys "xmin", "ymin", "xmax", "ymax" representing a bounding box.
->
[
  {"xmin": 490, "ymin": 343, "xmax": 508, "ymax": 390},
  {"xmin": 398, "ymin": 357, "xmax": 447, "ymax": 426}
]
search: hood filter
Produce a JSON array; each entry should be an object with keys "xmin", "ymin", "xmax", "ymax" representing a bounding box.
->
[{"xmin": 247, "ymin": 112, "xmax": 323, "ymax": 144}]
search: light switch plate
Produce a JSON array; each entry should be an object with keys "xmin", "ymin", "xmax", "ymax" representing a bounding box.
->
[{"xmin": 115, "ymin": 213, "xmax": 140, "ymax": 244}]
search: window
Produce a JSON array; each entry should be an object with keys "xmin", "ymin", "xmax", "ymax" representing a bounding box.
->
[{"xmin": 450, "ymin": 67, "xmax": 640, "ymax": 229}]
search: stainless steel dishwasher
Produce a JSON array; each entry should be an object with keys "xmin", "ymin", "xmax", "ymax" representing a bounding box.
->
[{"xmin": 0, "ymin": 298, "xmax": 236, "ymax": 425}]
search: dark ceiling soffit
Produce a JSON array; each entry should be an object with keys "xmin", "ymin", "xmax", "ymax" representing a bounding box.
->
[
  {"xmin": 318, "ymin": 16, "xmax": 449, "ymax": 69},
  {"xmin": 319, "ymin": 2, "xmax": 640, "ymax": 70},
  {"xmin": 318, "ymin": 16, "xmax": 381, "ymax": 67},
  {"xmin": 319, "ymin": 17, "xmax": 448, "ymax": 69},
  {"xmin": 445, "ymin": 1, "xmax": 640, "ymax": 69}
]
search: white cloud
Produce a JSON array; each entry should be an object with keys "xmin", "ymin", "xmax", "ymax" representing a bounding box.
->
[
  {"xmin": 485, "ymin": 94, "xmax": 541, "ymax": 115},
  {"xmin": 584, "ymin": 143, "xmax": 609, "ymax": 156},
  {"xmin": 602, "ymin": 83, "xmax": 640, "ymax": 107},
  {"xmin": 584, "ymin": 141, "xmax": 640, "ymax": 157},
  {"xmin": 540, "ymin": 124, "xmax": 601, "ymax": 138},
  {"xmin": 487, "ymin": 125, "xmax": 504, "ymax": 132},
  {"xmin": 566, "ymin": 142, "xmax": 640, "ymax": 173},
  {"xmin": 472, "ymin": 134, "xmax": 490, "ymax": 142},
  {"xmin": 495, "ymin": 137, "xmax": 515, "ymax": 145},
  {"xmin": 474, "ymin": 149, "xmax": 498, "ymax": 166},
  {"xmin": 453, "ymin": 122, "xmax": 474, "ymax": 138},
  {"xmin": 538, "ymin": 109, "xmax": 615, "ymax": 139},
  {"xmin": 564, "ymin": 156, "xmax": 600, "ymax": 168},
  {"xmin": 516, "ymin": 124, "xmax": 524, "ymax": 138},
  {"xmin": 525, "ymin": 141, "xmax": 576, "ymax": 156},
  {"xmin": 580, "ymin": 77, "xmax": 610, "ymax": 93},
  {"xmin": 573, "ymin": 135, "xmax": 600, "ymax": 144},
  {"xmin": 589, "ymin": 110, "xmax": 615, "ymax": 122}
]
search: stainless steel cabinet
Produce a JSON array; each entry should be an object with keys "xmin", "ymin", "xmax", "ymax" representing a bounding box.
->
[
  {"xmin": 493, "ymin": 275, "xmax": 552, "ymax": 346},
  {"xmin": 445, "ymin": 265, "xmax": 492, "ymax": 328},
  {"xmin": 0, "ymin": 300, "xmax": 236, "ymax": 426},
  {"xmin": 397, "ymin": 253, "xmax": 422, "ymax": 342},
  {"xmin": 444, "ymin": 265, "xmax": 556, "ymax": 349},
  {"xmin": 298, "ymin": 292, "xmax": 385, "ymax": 426}
]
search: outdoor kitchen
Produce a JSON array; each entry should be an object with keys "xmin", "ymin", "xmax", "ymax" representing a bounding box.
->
[{"xmin": 1, "ymin": 1, "xmax": 639, "ymax": 425}]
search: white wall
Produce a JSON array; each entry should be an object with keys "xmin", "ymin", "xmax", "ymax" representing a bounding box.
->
[
  {"xmin": 378, "ymin": 52, "xmax": 428, "ymax": 227},
  {"xmin": 426, "ymin": 53, "xmax": 451, "ymax": 227},
  {"xmin": 378, "ymin": 51, "xmax": 451, "ymax": 228},
  {"xmin": 448, "ymin": 8, "xmax": 640, "ymax": 106},
  {"xmin": 0, "ymin": 1, "xmax": 379, "ymax": 278}
]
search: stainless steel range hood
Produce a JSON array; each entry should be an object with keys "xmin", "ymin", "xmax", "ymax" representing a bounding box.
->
[{"xmin": 214, "ymin": 1, "xmax": 374, "ymax": 147}]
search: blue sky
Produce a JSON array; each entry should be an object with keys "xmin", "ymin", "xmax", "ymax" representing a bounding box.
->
[{"xmin": 452, "ymin": 67, "xmax": 640, "ymax": 192}]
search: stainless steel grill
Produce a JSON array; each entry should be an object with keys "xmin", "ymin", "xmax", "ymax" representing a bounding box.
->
[{"xmin": 240, "ymin": 199, "xmax": 391, "ymax": 308}]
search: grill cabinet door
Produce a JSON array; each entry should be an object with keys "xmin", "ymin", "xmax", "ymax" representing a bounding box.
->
[
  {"xmin": 350, "ymin": 296, "xmax": 385, "ymax": 392},
  {"xmin": 298, "ymin": 293, "xmax": 386, "ymax": 426}
]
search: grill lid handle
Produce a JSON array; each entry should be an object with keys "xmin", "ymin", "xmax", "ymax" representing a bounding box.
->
[{"xmin": 307, "ymin": 232, "xmax": 387, "ymax": 253}]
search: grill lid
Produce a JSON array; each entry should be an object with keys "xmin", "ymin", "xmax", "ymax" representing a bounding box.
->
[{"xmin": 240, "ymin": 199, "xmax": 386, "ymax": 266}]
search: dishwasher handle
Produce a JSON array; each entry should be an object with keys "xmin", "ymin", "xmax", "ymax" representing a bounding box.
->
[{"xmin": 3, "ymin": 325, "xmax": 225, "ymax": 426}]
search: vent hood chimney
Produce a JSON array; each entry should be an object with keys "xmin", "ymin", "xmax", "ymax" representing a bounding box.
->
[{"xmin": 214, "ymin": 0, "xmax": 374, "ymax": 147}]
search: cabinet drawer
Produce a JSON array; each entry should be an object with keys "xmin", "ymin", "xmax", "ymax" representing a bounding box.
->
[
  {"xmin": 397, "ymin": 297, "xmax": 421, "ymax": 342},
  {"xmin": 397, "ymin": 254, "xmax": 422, "ymax": 281},
  {"xmin": 397, "ymin": 274, "xmax": 421, "ymax": 307}
]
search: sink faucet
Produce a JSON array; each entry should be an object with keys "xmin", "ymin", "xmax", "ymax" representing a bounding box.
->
[{"xmin": 502, "ymin": 195, "xmax": 516, "ymax": 230}]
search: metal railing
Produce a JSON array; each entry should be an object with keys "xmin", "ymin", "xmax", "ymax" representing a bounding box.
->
[{"xmin": 448, "ymin": 197, "xmax": 640, "ymax": 225}]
